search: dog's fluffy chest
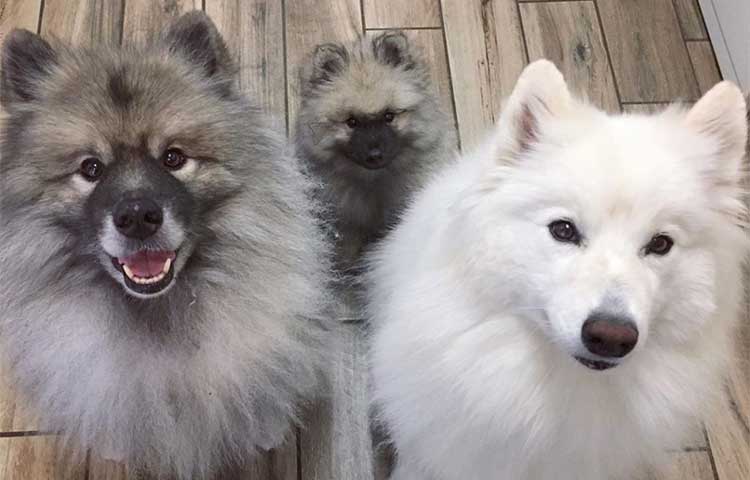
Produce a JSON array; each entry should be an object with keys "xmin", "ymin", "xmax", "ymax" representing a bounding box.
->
[{"xmin": 373, "ymin": 307, "xmax": 721, "ymax": 480}]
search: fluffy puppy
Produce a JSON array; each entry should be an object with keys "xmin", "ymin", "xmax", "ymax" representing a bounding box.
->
[{"xmin": 295, "ymin": 32, "xmax": 455, "ymax": 270}]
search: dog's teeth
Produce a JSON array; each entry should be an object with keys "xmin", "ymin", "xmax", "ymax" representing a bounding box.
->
[
  {"xmin": 123, "ymin": 261, "xmax": 169, "ymax": 285},
  {"xmin": 131, "ymin": 271, "xmax": 166, "ymax": 285},
  {"xmin": 122, "ymin": 264, "xmax": 135, "ymax": 280}
]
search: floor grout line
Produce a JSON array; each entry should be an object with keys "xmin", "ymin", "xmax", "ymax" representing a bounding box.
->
[
  {"xmin": 365, "ymin": 26, "xmax": 442, "ymax": 31},
  {"xmin": 592, "ymin": 0, "xmax": 624, "ymax": 109},
  {"xmin": 670, "ymin": 0, "xmax": 703, "ymax": 96},
  {"xmin": 282, "ymin": 0, "xmax": 290, "ymax": 136},
  {"xmin": 36, "ymin": 0, "xmax": 45, "ymax": 34},
  {"xmin": 437, "ymin": 0, "xmax": 462, "ymax": 152},
  {"xmin": 518, "ymin": 0, "xmax": 592, "ymax": 3},
  {"xmin": 359, "ymin": 0, "xmax": 366, "ymax": 34},
  {"xmin": 515, "ymin": 0, "xmax": 531, "ymax": 64},
  {"xmin": 704, "ymin": 428, "xmax": 722, "ymax": 480},
  {"xmin": 118, "ymin": 0, "xmax": 126, "ymax": 46},
  {"xmin": 0, "ymin": 431, "xmax": 46, "ymax": 438}
]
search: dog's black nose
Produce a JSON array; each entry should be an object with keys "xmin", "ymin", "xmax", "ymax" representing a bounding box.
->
[
  {"xmin": 368, "ymin": 148, "xmax": 383, "ymax": 162},
  {"xmin": 363, "ymin": 148, "xmax": 390, "ymax": 169},
  {"xmin": 113, "ymin": 198, "xmax": 163, "ymax": 240},
  {"xmin": 581, "ymin": 312, "xmax": 639, "ymax": 358}
]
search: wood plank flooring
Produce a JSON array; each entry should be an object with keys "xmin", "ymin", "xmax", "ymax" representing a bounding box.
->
[{"xmin": 0, "ymin": 0, "xmax": 746, "ymax": 478}]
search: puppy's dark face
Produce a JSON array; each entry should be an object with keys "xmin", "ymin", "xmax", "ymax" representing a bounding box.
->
[
  {"xmin": 1, "ymin": 13, "xmax": 244, "ymax": 299},
  {"xmin": 299, "ymin": 32, "xmax": 433, "ymax": 175},
  {"xmin": 335, "ymin": 111, "xmax": 409, "ymax": 169}
]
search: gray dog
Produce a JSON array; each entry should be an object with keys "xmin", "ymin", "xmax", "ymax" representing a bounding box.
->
[
  {"xmin": 0, "ymin": 12, "xmax": 333, "ymax": 479},
  {"xmin": 295, "ymin": 32, "xmax": 455, "ymax": 272}
]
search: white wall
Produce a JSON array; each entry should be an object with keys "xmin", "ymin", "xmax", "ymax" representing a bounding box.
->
[{"xmin": 698, "ymin": 0, "xmax": 749, "ymax": 90}]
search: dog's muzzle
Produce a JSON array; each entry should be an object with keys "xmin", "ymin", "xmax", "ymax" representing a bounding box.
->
[{"xmin": 100, "ymin": 197, "xmax": 185, "ymax": 298}]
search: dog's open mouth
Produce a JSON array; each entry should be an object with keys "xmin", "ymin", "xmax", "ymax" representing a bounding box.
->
[
  {"xmin": 111, "ymin": 250, "xmax": 177, "ymax": 295},
  {"xmin": 574, "ymin": 356, "xmax": 617, "ymax": 371}
]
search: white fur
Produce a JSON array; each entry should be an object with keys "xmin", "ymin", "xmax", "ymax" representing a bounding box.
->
[{"xmin": 366, "ymin": 60, "xmax": 749, "ymax": 480}]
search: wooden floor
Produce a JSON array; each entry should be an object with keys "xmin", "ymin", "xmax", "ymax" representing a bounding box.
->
[{"xmin": 0, "ymin": 0, "xmax": 748, "ymax": 479}]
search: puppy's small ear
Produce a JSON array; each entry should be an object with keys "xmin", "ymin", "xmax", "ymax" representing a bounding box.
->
[
  {"xmin": 372, "ymin": 31, "xmax": 414, "ymax": 69},
  {"xmin": 1, "ymin": 29, "xmax": 57, "ymax": 108},
  {"xmin": 164, "ymin": 11, "xmax": 234, "ymax": 79},
  {"xmin": 498, "ymin": 60, "xmax": 572, "ymax": 157},
  {"xmin": 685, "ymin": 81, "xmax": 747, "ymax": 185},
  {"xmin": 310, "ymin": 43, "xmax": 348, "ymax": 84}
]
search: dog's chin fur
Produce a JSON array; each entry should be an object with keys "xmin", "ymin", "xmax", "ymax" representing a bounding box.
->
[
  {"xmin": 367, "ymin": 61, "xmax": 748, "ymax": 480},
  {"xmin": 0, "ymin": 13, "xmax": 333, "ymax": 480}
]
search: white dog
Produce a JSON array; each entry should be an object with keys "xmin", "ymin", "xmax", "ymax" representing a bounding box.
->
[{"xmin": 366, "ymin": 60, "xmax": 748, "ymax": 480}]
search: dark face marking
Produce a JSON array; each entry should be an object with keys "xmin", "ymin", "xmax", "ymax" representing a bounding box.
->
[
  {"xmin": 85, "ymin": 142, "xmax": 195, "ymax": 240},
  {"xmin": 337, "ymin": 115, "xmax": 410, "ymax": 170},
  {"xmin": 108, "ymin": 67, "xmax": 134, "ymax": 108}
]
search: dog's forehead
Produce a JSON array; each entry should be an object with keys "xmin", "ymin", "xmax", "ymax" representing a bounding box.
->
[
  {"xmin": 525, "ymin": 117, "xmax": 706, "ymax": 224},
  {"xmin": 329, "ymin": 63, "xmax": 424, "ymax": 114},
  {"xmin": 34, "ymin": 57, "xmax": 221, "ymax": 148}
]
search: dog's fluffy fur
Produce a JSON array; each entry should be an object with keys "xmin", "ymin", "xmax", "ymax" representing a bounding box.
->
[
  {"xmin": 366, "ymin": 60, "xmax": 748, "ymax": 480},
  {"xmin": 0, "ymin": 12, "xmax": 333, "ymax": 479},
  {"xmin": 295, "ymin": 32, "xmax": 455, "ymax": 269}
]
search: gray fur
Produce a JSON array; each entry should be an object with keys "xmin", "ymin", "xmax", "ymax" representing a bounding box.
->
[
  {"xmin": 0, "ymin": 12, "xmax": 333, "ymax": 479},
  {"xmin": 295, "ymin": 31, "xmax": 456, "ymax": 270}
]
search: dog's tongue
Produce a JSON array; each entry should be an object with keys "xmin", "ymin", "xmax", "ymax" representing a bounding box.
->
[{"xmin": 120, "ymin": 251, "xmax": 175, "ymax": 277}]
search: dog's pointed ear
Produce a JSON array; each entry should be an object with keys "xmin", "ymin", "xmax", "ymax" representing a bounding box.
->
[
  {"xmin": 310, "ymin": 43, "xmax": 349, "ymax": 84},
  {"xmin": 685, "ymin": 81, "xmax": 747, "ymax": 185},
  {"xmin": 163, "ymin": 11, "xmax": 234, "ymax": 80},
  {"xmin": 498, "ymin": 60, "xmax": 572, "ymax": 157},
  {"xmin": 1, "ymin": 29, "xmax": 58, "ymax": 108},
  {"xmin": 372, "ymin": 31, "xmax": 414, "ymax": 69}
]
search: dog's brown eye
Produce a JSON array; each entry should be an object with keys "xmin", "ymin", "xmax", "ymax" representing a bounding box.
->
[
  {"xmin": 384, "ymin": 111, "xmax": 395, "ymax": 123},
  {"xmin": 548, "ymin": 220, "xmax": 581, "ymax": 245},
  {"xmin": 346, "ymin": 117, "xmax": 358, "ymax": 128},
  {"xmin": 79, "ymin": 157, "xmax": 104, "ymax": 181},
  {"xmin": 163, "ymin": 148, "xmax": 187, "ymax": 170},
  {"xmin": 645, "ymin": 234, "xmax": 673, "ymax": 256}
]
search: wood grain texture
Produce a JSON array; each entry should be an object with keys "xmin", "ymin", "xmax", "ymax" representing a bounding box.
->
[
  {"xmin": 366, "ymin": 29, "xmax": 456, "ymax": 137},
  {"xmin": 39, "ymin": 0, "xmax": 123, "ymax": 47},
  {"xmin": 708, "ymin": 123, "xmax": 750, "ymax": 480},
  {"xmin": 0, "ymin": 0, "xmax": 42, "ymax": 45},
  {"xmin": 598, "ymin": 0, "xmax": 700, "ymax": 102},
  {"xmin": 686, "ymin": 41, "xmax": 722, "ymax": 94},
  {"xmin": 648, "ymin": 451, "xmax": 715, "ymax": 480},
  {"xmin": 0, "ymin": 436, "xmax": 86, "ymax": 480},
  {"xmin": 362, "ymin": 0, "xmax": 441, "ymax": 29},
  {"xmin": 86, "ymin": 439, "xmax": 298, "ymax": 480},
  {"xmin": 0, "ymin": 366, "xmax": 39, "ymax": 433},
  {"xmin": 299, "ymin": 322, "xmax": 373, "ymax": 480},
  {"xmin": 621, "ymin": 103, "xmax": 673, "ymax": 114},
  {"xmin": 673, "ymin": 0, "xmax": 707, "ymax": 40},
  {"xmin": 232, "ymin": 438, "xmax": 298, "ymax": 480},
  {"xmin": 520, "ymin": 0, "xmax": 619, "ymax": 113},
  {"xmin": 206, "ymin": 0, "xmax": 286, "ymax": 118},
  {"xmin": 122, "ymin": 0, "xmax": 198, "ymax": 46},
  {"xmin": 441, "ymin": 0, "xmax": 526, "ymax": 149},
  {"xmin": 706, "ymin": 289, "xmax": 750, "ymax": 480},
  {"xmin": 86, "ymin": 457, "xmax": 129, "ymax": 480},
  {"xmin": 0, "ymin": 365, "xmax": 20, "ymax": 432},
  {"xmin": 285, "ymin": 0, "xmax": 362, "ymax": 127}
]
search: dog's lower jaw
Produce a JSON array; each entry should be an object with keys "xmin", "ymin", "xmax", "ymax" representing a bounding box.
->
[
  {"xmin": 574, "ymin": 356, "xmax": 618, "ymax": 371},
  {"xmin": 106, "ymin": 253, "xmax": 180, "ymax": 299}
]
